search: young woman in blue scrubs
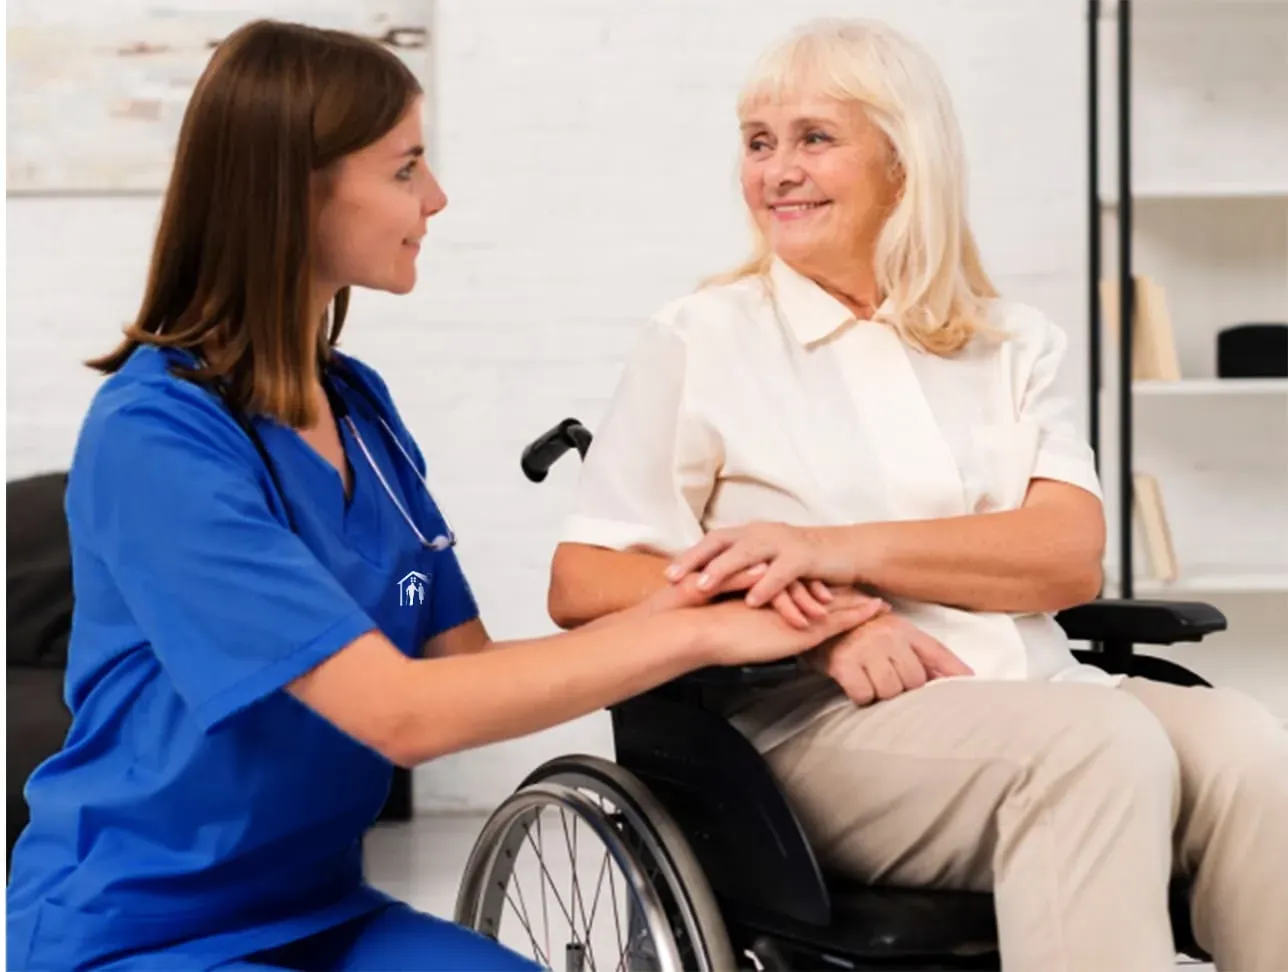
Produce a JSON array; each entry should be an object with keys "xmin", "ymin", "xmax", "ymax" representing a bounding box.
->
[{"xmin": 4, "ymin": 19, "xmax": 879, "ymax": 972}]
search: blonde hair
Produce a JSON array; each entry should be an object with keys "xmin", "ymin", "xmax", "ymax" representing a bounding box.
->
[{"xmin": 712, "ymin": 18, "xmax": 1002, "ymax": 355}]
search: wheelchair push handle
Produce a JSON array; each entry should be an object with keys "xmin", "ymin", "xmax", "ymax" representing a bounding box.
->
[{"xmin": 521, "ymin": 418, "xmax": 593, "ymax": 482}]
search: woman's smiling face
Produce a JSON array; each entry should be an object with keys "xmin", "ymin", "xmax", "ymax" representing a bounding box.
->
[{"xmin": 739, "ymin": 94, "xmax": 900, "ymax": 276}]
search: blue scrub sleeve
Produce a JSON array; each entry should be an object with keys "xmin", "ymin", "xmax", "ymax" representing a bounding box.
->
[{"xmin": 71, "ymin": 389, "xmax": 378, "ymax": 732}]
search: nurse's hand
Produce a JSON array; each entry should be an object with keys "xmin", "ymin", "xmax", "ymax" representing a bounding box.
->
[
  {"xmin": 646, "ymin": 561, "xmax": 888, "ymax": 632},
  {"xmin": 805, "ymin": 614, "xmax": 973, "ymax": 706},
  {"xmin": 665, "ymin": 522, "xmax": 854, "ymax": 616},
  {"xmin": 698, "ymin": 588, "xmax": 885, "ymax": 668}
]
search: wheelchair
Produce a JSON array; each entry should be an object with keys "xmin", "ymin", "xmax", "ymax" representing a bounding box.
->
[{"xmin": 453, "ymin": 418, "xmax": 1226, "ymax": 971}]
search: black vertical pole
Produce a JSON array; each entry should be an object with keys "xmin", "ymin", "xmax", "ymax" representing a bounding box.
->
[
  {"xmin": 1117, "ymin": 0, "xmax": 1135, "ymax": 610},
  {"xmin": 1088, "ymin": 0, "xmax": 1102, "ymax": 472}
]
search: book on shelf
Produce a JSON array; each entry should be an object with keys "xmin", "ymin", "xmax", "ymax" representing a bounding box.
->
[
  {"xmin": 1133, "ymin": 472, "xmax": 1179, "ymax": 582},
  {"xmin": 1100, "ymin": 275, "xmax": 1183, "ymax": 381}
]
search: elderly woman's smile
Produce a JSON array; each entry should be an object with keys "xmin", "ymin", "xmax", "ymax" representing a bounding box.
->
[{"xmin": 769, "ymin": 199, "xmax": 832, "ymax": 219}]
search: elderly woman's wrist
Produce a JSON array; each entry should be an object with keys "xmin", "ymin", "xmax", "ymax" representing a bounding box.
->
[{"xmin": 812, "ymin": 524, "xmax": 879, "ymax": 587}]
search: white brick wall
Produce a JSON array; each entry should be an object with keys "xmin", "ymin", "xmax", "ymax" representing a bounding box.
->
[{"xmin": 7, "ymin": 0, "xmax": 1096, "ymax": 809}]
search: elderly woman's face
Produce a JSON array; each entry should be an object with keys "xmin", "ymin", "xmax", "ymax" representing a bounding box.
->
[{"xmin": 739, "ymin": 95, "xmax": 899, "ymax": 272}]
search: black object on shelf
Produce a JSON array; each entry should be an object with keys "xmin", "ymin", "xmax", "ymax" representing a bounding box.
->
[{"xmin": 1217, "ymin": 323, "xmax": 1288, "ymax": 378}]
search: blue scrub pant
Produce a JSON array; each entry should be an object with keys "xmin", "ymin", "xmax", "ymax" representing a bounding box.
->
[{"xmin": 220, "ymin": 903, "xmax": 542, "ymax": 971}]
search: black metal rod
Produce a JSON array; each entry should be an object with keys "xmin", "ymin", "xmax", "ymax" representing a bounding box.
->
[
  {"xmin": 1088, "ymin": 0, "xmax": 1102, "ymax": 472},
  {"xmin": 1117, "ymin": 0, "xmax": 1134, "ymax": 605}
]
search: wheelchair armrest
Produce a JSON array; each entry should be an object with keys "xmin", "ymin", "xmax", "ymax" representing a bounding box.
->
[
  {"xmin": 1055, "ymin": 599, "xmax": 1227, "ymax": 645},
  {"xmin": 674, "ymin": 660, "xmax": 801, "ymax": 688},
  {"xmin": 672, "ymin": 599, "xmax": 1227, "ymax": 686}
]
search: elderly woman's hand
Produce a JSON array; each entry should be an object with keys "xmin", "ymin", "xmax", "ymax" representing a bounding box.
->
[
  {"xmin": 665, "ymin": 521, "xmax": 855, "ymax": 613},
  {"xmin": 645, "ymin": 559, "xmax": 887, "ymax": 631},
  {"xmin": 807, "ymin": 614, "xmax": 974, "ymax": 706}
]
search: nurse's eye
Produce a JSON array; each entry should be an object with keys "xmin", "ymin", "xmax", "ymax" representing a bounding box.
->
[{"xmin": 395, "ymin": 161, "xmax": 417, "ymax": 182}]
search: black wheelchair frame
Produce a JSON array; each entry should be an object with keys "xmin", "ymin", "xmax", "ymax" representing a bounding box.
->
[{"xmin": 506, "ymin": 418, "xmax": 1225, "ymax": 970}]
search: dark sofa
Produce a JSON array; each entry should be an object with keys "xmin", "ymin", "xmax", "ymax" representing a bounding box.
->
[{"xmin": 6, "ymin": 472, "xmax": 76, "ymax": 867}]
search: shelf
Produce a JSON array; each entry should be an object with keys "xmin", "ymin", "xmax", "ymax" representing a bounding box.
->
[
  {"xmin": 1100, "ymin": 186, "xmax": 1288, "ymax": 206},
  {"xmin": 1109, "ymin": 567, "xmax": 1288, "ymax": 595},
  {"xmin": 1131, "ymin": 570, "xmax": 1288, "ymax": 595},
  {"xmin": 1133, "ymin": 378, "xmax": 1288, "ymax": 397},
  {"xmin": 1099, "ymin": 0, "xmax": 1288, "ymax": 17}
]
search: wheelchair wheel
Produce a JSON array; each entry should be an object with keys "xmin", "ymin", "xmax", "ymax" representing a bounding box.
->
[{"xmin": 455, "ymin": 754, "xmax": 736, "ymax": 972}]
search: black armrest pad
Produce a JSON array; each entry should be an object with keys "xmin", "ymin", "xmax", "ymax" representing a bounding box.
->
[
  {"xmin": 675, "ymin": 660, "xmax": 801, "ymax": 688},
  {"xmin": 1056, "ymin": 599, "xmax": 1227, "ymax": 645}
]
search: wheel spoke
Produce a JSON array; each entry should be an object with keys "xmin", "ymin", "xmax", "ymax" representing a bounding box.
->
[
  {"xmin": 536, "ymin": 811, "xmax": 552, "ymax": 962},
  {"xmin": 583, "ymin": 847, "xmax": 613, "ymax": 954},
  {"xmin": 523, "ymin": 815, "xmax": 580, "ymax": 933},
  {"xmin": 560, "ymin": 807, "xmax": 600, "ymax": 972},
  {"xmin": 503, "ymin": 888, "xmax": 551, "ymax": 969}
]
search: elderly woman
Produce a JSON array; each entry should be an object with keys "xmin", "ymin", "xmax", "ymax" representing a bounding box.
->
[{"xmin": 548, "ymin": 18, "xmax": 1288, "ymax": 972}]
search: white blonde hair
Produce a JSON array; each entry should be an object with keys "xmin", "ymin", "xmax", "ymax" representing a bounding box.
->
[{"xmin": 713, "ymin": 18, "xmax": 1001, "ymax": 355}]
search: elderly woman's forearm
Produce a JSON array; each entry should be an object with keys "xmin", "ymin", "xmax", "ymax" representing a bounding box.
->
[
  {"xmin": 548, "ymin": 543, "xmax": 671, "ymax": 628},
  {"xmin": 832, "ymin": 505, "xmax": 1104, "ymax": 613}
]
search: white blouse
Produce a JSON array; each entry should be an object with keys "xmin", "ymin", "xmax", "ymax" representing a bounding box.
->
[{"xmin": 562, "ymin": 257, "xmax": 1118, "ymax": 752}]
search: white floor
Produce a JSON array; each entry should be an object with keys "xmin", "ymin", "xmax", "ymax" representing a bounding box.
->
[
  {"xmin": 364, "ymin": 813, "xmax": 488, "ymax": 920},
  {"xmin": 363, "ymin": 813, "xmax": 1214, "ymax": 970}
]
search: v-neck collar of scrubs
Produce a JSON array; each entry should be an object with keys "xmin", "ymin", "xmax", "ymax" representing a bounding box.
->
[{"xmin": 255, "ymin": 390, "xmax": 387, "ymax": 568}]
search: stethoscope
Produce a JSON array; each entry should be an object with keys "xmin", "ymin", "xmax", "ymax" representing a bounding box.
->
[{"xmin": 203, "ymin": 356, "xmax": 456, "ymax": 553}]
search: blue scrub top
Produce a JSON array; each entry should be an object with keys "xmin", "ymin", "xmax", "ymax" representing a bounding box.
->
[{"xmin": 7, "ymin": 345, "xmax": 480, "ymax": 970}]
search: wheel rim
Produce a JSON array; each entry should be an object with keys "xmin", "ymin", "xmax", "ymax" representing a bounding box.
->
[
  {"xmin": 456, "ymin": 781, "xmax": 684, "ymax": 972},
  {"xmin": 522, "ymin": 756, "xmax": 735, "ymax": 972}
]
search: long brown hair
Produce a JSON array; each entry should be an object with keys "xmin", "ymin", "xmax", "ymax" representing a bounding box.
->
[{"xmin": 88, "ymin": 19, "xmax": 423, "ymax": 427}]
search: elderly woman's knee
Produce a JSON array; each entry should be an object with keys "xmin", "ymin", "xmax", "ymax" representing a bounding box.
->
[
  {"xmin": 1046, "ymin": 690, "xmax": 1181, "ymax": 803},
  {"xmin": 1182, "ymin": 688, "xmax": 1288, "ymax": 804}
]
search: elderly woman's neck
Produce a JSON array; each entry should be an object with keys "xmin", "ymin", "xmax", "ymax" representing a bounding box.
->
[{"xmin": 791, "ymin": 253, "xmax": 884, "ymax": 321}]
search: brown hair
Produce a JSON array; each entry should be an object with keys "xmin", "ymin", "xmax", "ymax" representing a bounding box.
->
[{"xmin": 88, "ymin": 19, "xmax": 423, "ymax": 427}]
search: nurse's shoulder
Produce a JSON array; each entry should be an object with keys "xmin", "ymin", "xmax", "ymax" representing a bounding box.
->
[
  {"xmin": 80, "ymin": 344, "xmax": 257, "ymax": 446},
  {"xmin": 68, "ymin": 346, "xmax": 265, "ymax": 525}
]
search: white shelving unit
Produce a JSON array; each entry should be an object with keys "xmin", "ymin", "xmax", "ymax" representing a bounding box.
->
[
  {"xmin": 1134, "ymin": 378, "xmax": 1288, "ymax": 398},
  {"xmin": 1093, "ymin": 0, "xmax": 1288, "ymax": 718},
  {"xmin": 1130, "ymin": 570, "xmax": 1288, "ymax": 596},
  {"xmin": 1103, "ymin": 186, "xmax": 1288, "ymax": 205}
]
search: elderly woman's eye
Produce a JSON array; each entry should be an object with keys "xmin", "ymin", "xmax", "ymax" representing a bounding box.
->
[
  {"xmin": 804, "ymin": 130, "xmax": 833, "ymax": 145},
  {"xmin": 746, "ymin": 135, "xmax": 771, "ymax": 153}
]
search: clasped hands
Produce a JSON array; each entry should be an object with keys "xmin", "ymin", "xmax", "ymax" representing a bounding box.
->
[{"xmin": 657, "ymin": 521, "xmax": 972, "ymax": 706}]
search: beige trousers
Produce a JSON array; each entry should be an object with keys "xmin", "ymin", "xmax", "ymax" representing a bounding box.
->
[{"xmin": 762, "ymin": 677, "xmax": 1288, "ymax": 972}]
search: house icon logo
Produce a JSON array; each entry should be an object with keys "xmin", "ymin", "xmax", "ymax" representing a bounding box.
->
[{"xmin": 398, "ymin": 571, "xmax": 429, "ymax": 607}]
